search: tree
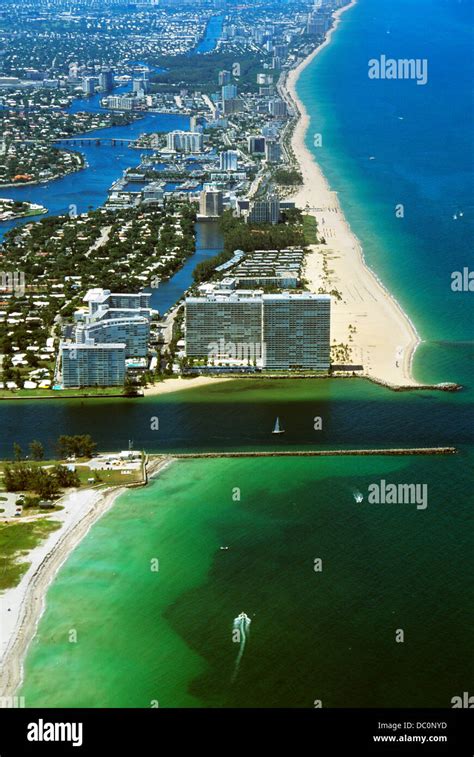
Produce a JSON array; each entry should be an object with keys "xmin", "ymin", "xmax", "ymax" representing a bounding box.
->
[
  {"xmin": 3, "ymin": 464, "xmax": 23, "ymax": 492},
  {"xmin": 123, "ymin": 376, "xmax": 139, "ymax": 397},
  {"xmin": 56, "ymin": 434, "xmax": 97, "ymax": 459},
  {"xmin": 29, "ymin": 440, "xmax": 44, "ymax": 461},
  {"xmin": 13, "ymin": 442, "xmax": 22, "ymax": 461},
  {"xmin": 34, "ymin": 469, "xmax": 60, "ymax": 500},
  {"xmin": 53, "ymin": 465, "xmax": 80, "ymax": 488}
]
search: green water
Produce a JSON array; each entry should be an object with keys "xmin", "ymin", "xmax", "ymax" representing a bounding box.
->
[{"xmin": 21, "ymin": 454, "xmax": 473, "ymax": 708}]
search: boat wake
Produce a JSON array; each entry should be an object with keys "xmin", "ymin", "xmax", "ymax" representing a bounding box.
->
[{"xmin": 231, "ymin": 612, "xmax": 251, "ymax": 683}]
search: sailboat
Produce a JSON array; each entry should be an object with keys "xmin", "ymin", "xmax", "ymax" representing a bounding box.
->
[{"xmin": 272, "ymin": 416, "xmax": 285, "ymax": 435}]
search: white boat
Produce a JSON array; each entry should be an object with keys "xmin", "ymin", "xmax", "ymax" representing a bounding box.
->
[
  {"xmin": 272, "ymin": 416, "xmax": 285, "ymax": 434},
  {"xmin": 235, "ymin": 612, "xmax": 251, "ymax": 624}
]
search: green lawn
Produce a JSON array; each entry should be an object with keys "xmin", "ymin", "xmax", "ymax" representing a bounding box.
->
[
  {"xmin": 0, "ymin": 519, "xmax": 61, "ymax": 591},
  {"xmin": 303, "ymin": 214, "xmax": 319, "ymax": 245},
  {"xmin": 0, "ymin": 387, "xmax": 126, "ymax": 400},
  {"xmin": 75, "ymin": 466, "xmax": 144, "ymax": 487}
]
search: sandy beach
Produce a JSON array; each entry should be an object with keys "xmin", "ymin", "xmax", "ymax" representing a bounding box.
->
[
  {"xmin": 0, "ymin": 486, "xmax": 126, "ymax": 699},
  {"xmin": 143, "ymin": 375, "xmax": 232, "ymax": 397},
  {"xmin": 282, "ymin": 0, "xmax": 421, "ymax": 387},
  {"xmin": 0, "ymin": 453, "xmax": 177, "ymax": 699}
]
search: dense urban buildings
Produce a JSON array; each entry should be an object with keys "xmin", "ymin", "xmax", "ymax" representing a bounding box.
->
[{"xmin": 0, "ymin": 0, "xmax": 340, "ymax": 392}]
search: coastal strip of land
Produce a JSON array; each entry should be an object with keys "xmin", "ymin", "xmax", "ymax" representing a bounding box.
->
[
  {"xmin": 281, "ymin": 0, "xmax": 422, "ymax": 389},
  {"xmin": 0, "ymin": 486, "xmax": 124, "ymax": 699},
  {"xmin": 0, "ymin": 374, "xmax": 461, "ymax": 401},
  {"xmin": 0, "ymin": 377, "xmax": 232, "ymax": 402},
  {"xmin": 0, "ymin": 454, "xmax": 173, "ymax": 699}
]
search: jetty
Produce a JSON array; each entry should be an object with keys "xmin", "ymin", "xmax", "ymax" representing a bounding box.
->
[{"xmin": 162, "ymin": 448, "xmax": 457, "ymax": 460}]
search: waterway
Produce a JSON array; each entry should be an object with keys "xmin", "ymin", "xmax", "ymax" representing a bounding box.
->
[
  {"xmin": 194, "ymin": 15, "xmax": 225, "ymax": 55},
  {"xmin": 0, "ymin": 59, "xmax": 224, "ymax": 310},
  {"xmin": 0, "ymin": 100, "xmax": 189, "ymax": 241},
  {"xmin": 0, "ymin": 12, "xmax": 226, "ymax": 241},
  {"xmin": 148, "ymin": 220, "xmax": 222, "ymax": 315}
]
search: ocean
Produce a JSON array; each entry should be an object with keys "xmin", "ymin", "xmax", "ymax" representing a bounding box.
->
[
  {"xmin": 296, "ymin": 0, "xmax": 474, "ymax": 381},
  {"xmin": 18, "ymin": 0, "xmax": 474, "ymax": 708},
  {"xmin": 19, "ymin": 454, "xmax": 474, "ymax": 708}
]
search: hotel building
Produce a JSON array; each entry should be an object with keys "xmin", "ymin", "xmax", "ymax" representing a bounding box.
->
[
  {"xmin": 61, "ymin": 343, "xmax": 126, "ymax": 388},
  {"xmin": 60, "ymin": 289, "xmax": 152, "ymax": 387},
  {"xmin": 186, "ymin": 291, "xmax": 262, "ymax": 360},
  {"xmin": 166, "ymin": 130, "xmax": 204, "ymax": 154},
  {"xmin": 263, "ymin": 294, "xmax": 330, "ymax": 370},
  {"xmin": 199, "ymin": 188, "xmax": 224, "ymax": 218},
  {"xmin": 185, "ymin": 288, "xmax": 330, "ymax": 370},
  {"xmin": 219, "ymin": 150, "xmax": 239, "ymax": 171},
  {"xmin": 247, "ymin": 195, "xmax": 281, "ymax": 225}
]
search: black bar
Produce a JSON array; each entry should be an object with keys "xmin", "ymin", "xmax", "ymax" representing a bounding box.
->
[{"xmin": 0, "ymin": 708, "xmax": 472, "ymax": 755}]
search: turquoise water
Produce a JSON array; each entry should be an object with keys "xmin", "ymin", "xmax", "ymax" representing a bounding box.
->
[
  {"xmin": 17, "ymin": 0, "xmax": 474, "ymax": 708},
  {"xmin": 297, "ymin": 0, "xmax": 473, "ymax": 382},
  {"xmin": 20, "ymin": 455, "xmax": 474, "ymax": 708}
]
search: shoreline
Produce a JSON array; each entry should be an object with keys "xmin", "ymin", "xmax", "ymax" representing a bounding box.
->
[
  {"xmin": 282, "ymin": 0, "xmax": 423, "ymax": 388},
  {"xmin": 0, "ymin": 372, "xmax": 459, "ymax": 404},
  {"xmin": 0, "ymin": 164, "xmax": 85, "ymax": 191},
  {"xmin": 0, "ymin": 202, "xmax": 47, "ymax": 221},
  {"xmin": 0, "ymin": 454, "xmax": 174, "ymax": 699},
  {"xmin": 143, "ymin": 375, "xmax": 233, "ymax": 397},
  {"xmin": 0, "ymin": 150, "xmax": 86, "ymax": 191},
  {"xmin": 0, "ymin": 486, "xmax": 125, "ymax": 698}
]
